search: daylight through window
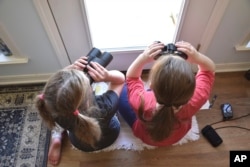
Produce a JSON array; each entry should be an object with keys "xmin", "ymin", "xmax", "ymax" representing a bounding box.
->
[{"xmin": 83, "ymin": 0, "xmax": 184, "ymax": 51}]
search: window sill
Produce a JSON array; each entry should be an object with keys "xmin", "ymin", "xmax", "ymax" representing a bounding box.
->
[
  {"xmin": 235, "ymin": 32, "xmax": 250, "ymax": 51},
  {"xmin": 0, "ymin": 54, "xmax": 29, "ymax": 65},
  {"xmin": 235, "ymin": 45, "xmax": 250, "ymax": 51}
]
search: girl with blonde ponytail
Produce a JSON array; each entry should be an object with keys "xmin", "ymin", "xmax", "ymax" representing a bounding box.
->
[{"xmin": 36, "ymin": 57, "xmax": 124, "ymax": 166}]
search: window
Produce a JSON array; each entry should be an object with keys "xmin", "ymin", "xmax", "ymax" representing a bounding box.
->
[
  {"xmin": 84, "ymin": 0, "xmax": 184, "ymax": 51},
  {"xmin": 0, "ymin": 38, "xmax": 12, "ymax": 56},
  {"xmin": 235, "ymin": 30, "xmax": 250, "ymax": 51},
  {"xmin": 0, "ymin": 23, "xmax": 28, "ymax": 64},
  {"xmin": 246, "ymin": 41, "xmax": 250, "ymax": 48}
]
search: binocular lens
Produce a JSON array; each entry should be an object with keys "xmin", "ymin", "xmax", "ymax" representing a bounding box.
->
[
  {"xmin": 99, "ymin": 52, "xmax": 113, "ymax": 67},
  {"xmin": 87, "ymin": 48, "xmax": 102, "ymax": 61}
]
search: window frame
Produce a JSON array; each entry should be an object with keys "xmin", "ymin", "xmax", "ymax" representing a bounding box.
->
[
  {"xmin": 82, "ymin": 0, "xmax": 185, "ymax": 51},
  {"xmin": 80, "ymin": 0, "xmax": 188, "ymax": 52}
]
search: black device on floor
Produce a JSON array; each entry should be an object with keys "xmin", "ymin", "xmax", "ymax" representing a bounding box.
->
[
  {"xmin": 201, "ymin": 125, "xmax": 223, "ymax": 147},
  {"xmin": 221, "ymin": 103, "xmax": 233, "ymax": 120}
]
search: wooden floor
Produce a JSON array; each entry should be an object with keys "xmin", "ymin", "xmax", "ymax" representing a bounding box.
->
[{"xmin": 48, "ymin": 71, "xmax": 250, "ymax": 167}]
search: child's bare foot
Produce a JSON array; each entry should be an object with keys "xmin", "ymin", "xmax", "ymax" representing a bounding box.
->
[{"xmin": 48, "ymin": 137, "xmax": 62, "ymax": 166}]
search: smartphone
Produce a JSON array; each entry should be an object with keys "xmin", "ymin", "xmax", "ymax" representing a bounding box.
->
[{"xmin": 221, "ymin": 103, "xmax": 233, "ymax": 120}]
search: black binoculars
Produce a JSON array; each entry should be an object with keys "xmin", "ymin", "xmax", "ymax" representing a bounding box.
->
[
  {"xmin": 83, "ymin": 47, "xmax": 113, "ymax": 83},
  {"xmin": 155, "ymin": 43, "xmax": 187, "ymax": 60}
]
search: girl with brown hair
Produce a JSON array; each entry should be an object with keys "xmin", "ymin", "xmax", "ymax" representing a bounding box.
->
[
  {"xmin": 36, "ymin": 58, "xmax": 125, "ymax": 165},
  {"xmin": 118, "ymin": 41, "xmax": 215, "ymax": 146}
]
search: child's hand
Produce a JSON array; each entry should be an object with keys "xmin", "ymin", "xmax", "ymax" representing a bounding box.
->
[
  {"xmin": 175, "ymin": 41, "xmax": 215, "ymax": 72},
  {"xmin": 175, "ymin": 41, "xmax": 201, "ymax": 64},
  {"xmin": 87, "ymin": 62, "xmax": 109, "ymax": 82},
  {"xmin": 141, "ymin": 42, "xmax": 164, "ymax": 62},
  {"xmin": 71, "ymin": 56, "xmax": 88, "ymax": 70}
]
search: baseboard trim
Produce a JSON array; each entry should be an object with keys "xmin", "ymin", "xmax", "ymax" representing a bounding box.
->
[
  {"xmin": 0, "ymin": 73, "xmax": 52, "ymax": 85},
  {"xmin": 0, "ymin": 62, "xmax": 249, "ymax": 85},
  {"xmin": 215, "ymin": 62, "xmax": 250, "ymax": 73}
]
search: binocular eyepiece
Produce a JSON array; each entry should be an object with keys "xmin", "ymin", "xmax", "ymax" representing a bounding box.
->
[
  {"xmin": 84, "ymin": 47, "xmax": 113, "ymax": 83},
  {"xmin": 155, "ymin": 43, "xmax": 187, "ymax": 60}
]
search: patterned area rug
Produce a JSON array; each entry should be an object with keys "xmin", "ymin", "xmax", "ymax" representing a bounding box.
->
[{"xmin": 0, "ymin": 84, "xmax": 50, "ymax": 167}]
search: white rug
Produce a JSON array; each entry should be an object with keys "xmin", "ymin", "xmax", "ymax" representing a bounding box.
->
[
  {"xmin": 93, "ymin": 114, "xmax": 200, "ymax": 152},
  {"xmin": 93, "ymin": 114, "xmax": 156, "ymax": 152},
  {"xmin": 90, "ymin": 82, "xmax": 209, "ymax": 152}
]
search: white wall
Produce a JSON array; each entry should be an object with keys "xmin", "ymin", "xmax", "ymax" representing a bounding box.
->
[
  {"xmin": 176, "ymin": 0, "xmax": 250, "ymax": 72},
  {"xmin": 177, "ymin": 0, "xmax": 216, "ymax": 50},
  {"xmin": 0, "ymin": 0, "xmax": 63, "ymax": 78},
  {"xmin": 206, "ymin": 0, "xmax": 250, "ymax": 64}
]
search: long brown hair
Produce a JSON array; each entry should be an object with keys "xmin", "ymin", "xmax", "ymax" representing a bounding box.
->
[
  {"xmin": 138, "ymin": 55, "xmax": 195, "ymax": 141},
  {"xmin": 35, "ymin": 69, "xmax": 101, "ymax": 147}
]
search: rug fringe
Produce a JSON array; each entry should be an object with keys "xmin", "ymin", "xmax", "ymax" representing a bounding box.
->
[
  {"xmin": 173, "ymin": 116, "xmax": 200, "ymax": 146},
  {"xmin": 92, "ymin": 140, "xmax": 156, "ymax": 153}
]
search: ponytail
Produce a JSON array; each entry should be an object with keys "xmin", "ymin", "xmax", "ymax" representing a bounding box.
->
[
  {"xmin": 35, "ymin": 95, "xmax": 55, "ymax": 129},
  {"xmin": 60, "ymin": 107, "xmax": 102, "ymax": 148},
  {"xmin": 148, "ymin": 106, "xmax": 176, "ymax": 141},
  {"xmin": 138, "ymin": 95, "xmax": 177, "ymax": 141},
  {"xmin": 74, "ymin": 112, "xmax": 101, "ymax": 147}
]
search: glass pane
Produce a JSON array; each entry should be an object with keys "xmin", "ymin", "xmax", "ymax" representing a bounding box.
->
[
  {"xmin": 0, "ymin": 38, "xmax": 12, "ymax": 56},
  {"xmin": 246, "ymin": 41, "xmax": 250, "ymax": 48},
  {"xmin": 84, "ymin": 0, "xmax": 184, "ymax": 50}
]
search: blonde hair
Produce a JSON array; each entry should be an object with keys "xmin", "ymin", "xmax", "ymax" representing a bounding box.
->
[
  {"xmin": 138, "ymin": 55, "xmax": 195, "ymax": 141},
  {"xmin": 36, "ymin": 69, "xmax": 101, "ymax": 147}
]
